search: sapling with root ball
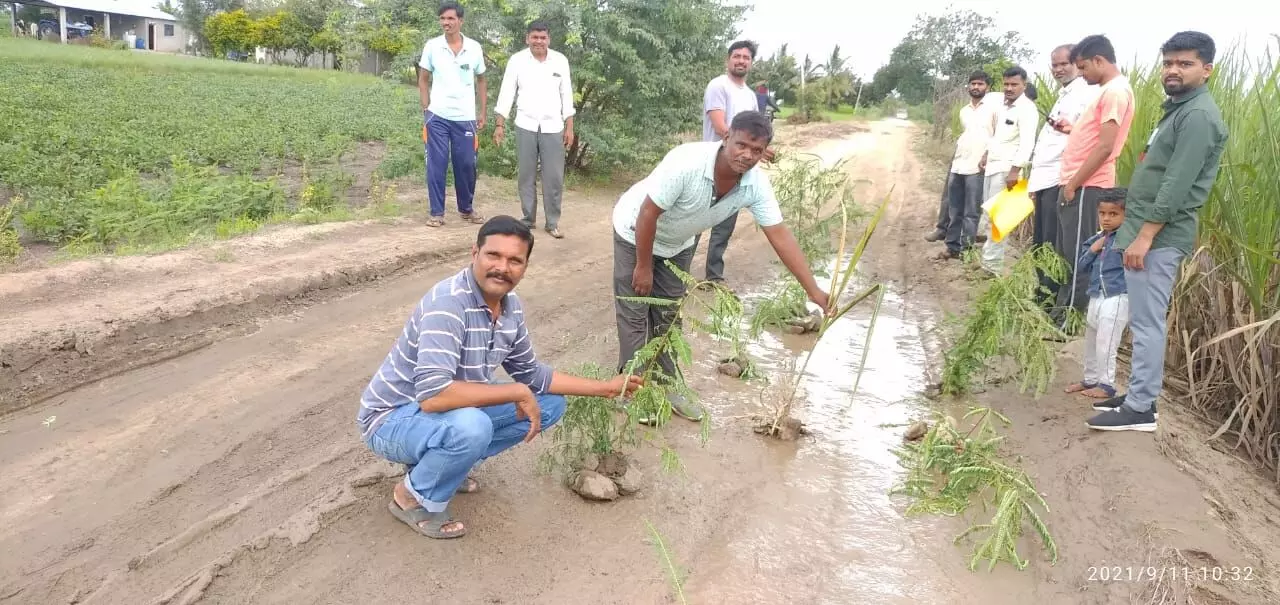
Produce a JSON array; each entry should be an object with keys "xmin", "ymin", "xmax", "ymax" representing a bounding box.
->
[
  {"xmin": 891, "ymin": 406, "xmax": 1058, "ymax": 571},
  {"xmin": 940, "ymin": 244, "xmax": 1082, "ymax": 397},
  {"xmin": 539, "ymin": 267, "xmax": 750, "ymax": 497}
]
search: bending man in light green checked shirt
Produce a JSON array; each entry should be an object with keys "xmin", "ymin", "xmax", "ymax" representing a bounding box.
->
[{"xmin": 610, "ymin": 110, "xmax": 832, "ymax": 422}]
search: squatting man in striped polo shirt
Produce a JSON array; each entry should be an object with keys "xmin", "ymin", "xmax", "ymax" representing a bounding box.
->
[
  {"xmin": 357, "ymin": 216, "xmax": 642, "ymax": 539},
  {"xmin": 612, "ymin": 110, "xmax": 832, "ymax": 422}
]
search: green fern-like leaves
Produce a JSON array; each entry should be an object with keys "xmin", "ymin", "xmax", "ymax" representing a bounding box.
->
[
  {"xmin": 941, "ymin": 244, "xmax": 1082, "ymax": 397},
  {"xmin": 892, "ymin": 407, "xmax": 1058, "ymax": 571}
]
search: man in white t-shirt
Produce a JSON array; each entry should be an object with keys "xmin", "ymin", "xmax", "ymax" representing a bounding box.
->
[
  {"xmin": 611, "ymin": 111, "xmax": 828, "ymax": 423},
  {"xmin": 692, "ymin": 40, "xmax": 771, "ymax": 288},
  {"xmin": 1026, "ymin": 44, "xmax": 1098, "ymax": 306}
]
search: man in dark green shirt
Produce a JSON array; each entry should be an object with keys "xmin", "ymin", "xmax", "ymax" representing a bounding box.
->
[{"xmin": 1088, "ymin": 31, "xmax": 1228, "ymax": 433}]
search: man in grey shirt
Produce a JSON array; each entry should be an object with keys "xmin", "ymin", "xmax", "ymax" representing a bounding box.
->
[
  {"xmin": 692, "ymin": 40, "xmax": 773, "ymax": 287},
  {"xmin": 359, "ymin": 216, "xmax": 641, "ymax": 538}
]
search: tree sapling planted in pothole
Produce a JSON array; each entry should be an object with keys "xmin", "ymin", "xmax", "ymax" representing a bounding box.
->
[
  {"xmin": 540, "ymin": 268, "xmax": 748, "ymax": 500},
  {"xmin": 752, "ymin": 185, "xmax": 891, "ymax": 441}
]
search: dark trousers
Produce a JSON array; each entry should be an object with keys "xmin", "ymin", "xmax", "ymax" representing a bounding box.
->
[
  {"xmin": 424, "ymin": 113, "xmax": 477, "ymax": 217},
  {"xmin": 944, "ymin": 172, "xmax": 984, "ymax": 254},
  {"xmin": 692, "ymin": 212, "xmax": 737, "ymax": 282},
  {"xmin": 1051, "ymin": 186, "xmax": 1102, "ymax": 327},
  {"xmin": 935, "ymin": 173, "xmax": 953, "ymax": 231},
  {"xmin": 613, "ymin": 232, "xmax": 696, "ymax": 377},
  {"xmin": 1031, "ymin": 185, "xmax": 1063, "ymax": 307}
]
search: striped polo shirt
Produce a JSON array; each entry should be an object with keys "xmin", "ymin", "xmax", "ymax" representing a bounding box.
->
[
  {"xmin": 357, "ymin": 267, "xmax": 553, "ymax": 437},
  {"xmin": 611, "ymin": 141, "xmax": 783, "ymax": 258}
]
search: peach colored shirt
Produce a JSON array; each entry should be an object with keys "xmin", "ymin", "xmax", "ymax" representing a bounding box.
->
[{"xmin": 1059, "ymin": 75, "xmax": 1135, "ymax": 188}]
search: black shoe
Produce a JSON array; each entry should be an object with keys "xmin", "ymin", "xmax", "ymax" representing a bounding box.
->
[
  {"xmin": 975, "ymin": 234, "xmax": 988, "ymax": 243},
  {"xmin": 1087, "ymin": 406, "xmax": 1157, "ymax": 432},
  {"xmin": 1091, "ymin": 394, "xmax": 1157, "ymax": 418},
  {"xmin": 924, "ymin": 228, "xmax": 946, "ymax": 242}
]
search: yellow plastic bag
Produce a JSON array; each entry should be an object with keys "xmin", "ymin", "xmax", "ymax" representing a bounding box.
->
[{"xmin": 981, "ymin": 179, "xmax": 1033, "ymax": 243}]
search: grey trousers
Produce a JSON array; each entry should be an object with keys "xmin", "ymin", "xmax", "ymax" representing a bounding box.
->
[
  {"xmin": 1051, "ymin": 186, "xmax": 1102, "ymax": 328},
  {"xmin": 612, "ymin": 232, "xmax": 695, "ymax": 378},
  {"xmin": 1122, "ymin": 247, "xmax": 1185, "ymax": 413},
  {"xmin": 516, "ymin": 126, "xmax": 565, "ymax": 229},
  {"xmin": 691, "ymin": 212, "xmax": 737, "ymax": 282}
]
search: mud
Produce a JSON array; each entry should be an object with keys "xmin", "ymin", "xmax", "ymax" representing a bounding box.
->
[{"xmin": 1, "ymin": 119, "xmax": 1277, "ymax": 605}]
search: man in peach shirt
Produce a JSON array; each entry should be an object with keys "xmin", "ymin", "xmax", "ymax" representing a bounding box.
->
[{"xmin": 1051, "ymin": 34, "xmax": 1135, "ymax": 331}]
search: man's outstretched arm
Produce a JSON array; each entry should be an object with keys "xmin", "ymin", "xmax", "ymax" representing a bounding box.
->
[
  {"xmin": 761, "ymin": 223, "xmax": 830, "ymax": 311},
  {"xmin": 549, "ymin": 372, "xmax": 643, "ymax": 398}
]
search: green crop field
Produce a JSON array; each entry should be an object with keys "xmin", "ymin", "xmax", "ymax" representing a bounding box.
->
[{"xmin": 0, "ymin": 38, "xmax": 425, "ymax": 255}]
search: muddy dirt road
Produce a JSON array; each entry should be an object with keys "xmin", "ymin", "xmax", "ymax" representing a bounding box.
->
[{"xmin": 2, "ymin": 120, "xmax": 1276, "ymax": 605}]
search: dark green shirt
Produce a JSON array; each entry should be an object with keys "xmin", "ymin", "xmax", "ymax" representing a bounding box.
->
[{"xmin": 1116, "ymin": 85, "xmax": 1228, "ymax": 254}]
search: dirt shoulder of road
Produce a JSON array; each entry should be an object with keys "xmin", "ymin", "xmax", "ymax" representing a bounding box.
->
[
  {"xmin": 876, "ymin": 132, "xmax": 1280, "ymax": 605},
  {"xmin": 0, "ymin": 121, "xmax": 869, "ymax": 418}
]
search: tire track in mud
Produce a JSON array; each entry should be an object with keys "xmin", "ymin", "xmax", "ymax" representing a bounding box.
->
[
  {"xmin": 1, "ymin": 230, "xmax": 480, "ymax": 418},
  {"xmin": 0, "ymin": 206, "xmax": 642, "ymax": 604}
]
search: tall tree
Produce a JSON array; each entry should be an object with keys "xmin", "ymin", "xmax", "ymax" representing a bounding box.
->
[{"xmin": 866, "ymin": 9, "xmax": 1031, "ymax": 105}]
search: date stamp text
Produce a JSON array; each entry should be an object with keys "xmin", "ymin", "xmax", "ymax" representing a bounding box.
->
[{"xmin": 1086, "ymin": 566, "xmax": 1255, "ymax": 583}]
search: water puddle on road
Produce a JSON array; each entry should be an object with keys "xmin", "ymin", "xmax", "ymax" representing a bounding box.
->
[{"xmin": 683, "ymin": 275, "xmax": 1030, "ymax": 604}]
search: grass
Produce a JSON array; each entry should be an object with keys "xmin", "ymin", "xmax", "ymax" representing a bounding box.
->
[
  {"xmin": 0, "ymin": 38, "xmax": 424, "ymax": 254},
  {"xmin": 776, "ymin": 103, "xmax": 867, "ymax": 122}
]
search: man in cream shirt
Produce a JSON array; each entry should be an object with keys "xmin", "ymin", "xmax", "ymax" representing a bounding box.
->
[
  {"xmin": 936, "ymin": 71, "xmax": 998, "ymax": 260},
  {"xmin": 494, "ymin": 21, "xmax": 575, "ymax": 238},
  {"xmin": 978, "ymin": 65, "xmax": 1040, "ymax": 273}
]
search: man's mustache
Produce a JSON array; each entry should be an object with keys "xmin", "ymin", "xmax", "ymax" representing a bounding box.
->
[{"xmin": 486, "ymin": 271, "xmax": 512, "ymax": 283}]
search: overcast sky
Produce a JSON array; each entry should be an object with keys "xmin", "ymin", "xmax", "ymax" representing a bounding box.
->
[{"xmin": 737, "ymin": 0, "xmax": 1280, "ymax": 79}]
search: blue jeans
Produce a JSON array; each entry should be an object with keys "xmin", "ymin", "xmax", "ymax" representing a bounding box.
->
[
  {"xmin": 424, "ymin": 112, "xmax": 478, "ymax": 217},
  {"xmin": 1122, "ymin": 247, "xmax": 1185, "ymax": 413},
  {"xmin": 364, "ymin": 394, "xmax": 567, "ymax": 512}
]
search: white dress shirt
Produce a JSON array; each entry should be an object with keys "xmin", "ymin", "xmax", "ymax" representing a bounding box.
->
[
  {"xmin": 984, "ymin": 94, "xmax": 1040, "ymax": 177},
  {"xmin": 1026, "ymin": 77, "xmax": 1099, "ymax": 192},
  {"xmin": 950, "ymin": 93, "xmax": 1000, "ymax": 175},
  {"xmin": 494, "ymin": 48, "xmax": 576, "ymax": 134}
]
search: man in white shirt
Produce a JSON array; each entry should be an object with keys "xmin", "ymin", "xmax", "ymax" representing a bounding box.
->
[
  {"xmin": 935, "ymin": 71, "xmax": 996, "ymax": 259},
  {"xmin": 691, "ymin": 40, "xmax": 768, "ymax": 287},
  {"xmin": 977, "ymin": 66, "xmax": 1040, "ymax": 273},
  {"xmin": 1026, "ymin": 44, "xmax": 1097, "ymax": 306},
  {"xmin": 494, "ymin": 21, "xmax": 575, "ymax": 239}
]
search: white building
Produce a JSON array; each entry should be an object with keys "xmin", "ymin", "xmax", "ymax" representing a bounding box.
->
[{"xmin": 15, "ymin": 0, "xmax": 189, "ymax": 53}]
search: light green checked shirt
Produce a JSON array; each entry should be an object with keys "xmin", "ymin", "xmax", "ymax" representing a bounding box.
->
[{"xmin": 611, "ymin": 142, "xmax": 783, "ymax": 258}]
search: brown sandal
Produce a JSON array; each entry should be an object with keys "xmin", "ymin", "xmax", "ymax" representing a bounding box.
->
[
  {"xmin": 426, "ymin": 216, "xmax": 445, "ymax": 227},
  {"xmin": 456, "ymin": 476, "xmax": 481, "ymax": 494},
  {"xmin": 459, "ymin": 212, "xmax": 486, "ymax": 225}
]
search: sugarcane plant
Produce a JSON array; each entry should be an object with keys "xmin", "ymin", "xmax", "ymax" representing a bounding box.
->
[
  {"xmin": 756, "ymin": 182, "xmax": 892, "ymax": 439},
  {"xmin": 891, "ymin": 406, "xmax": 1058, "ymax": 571}
]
